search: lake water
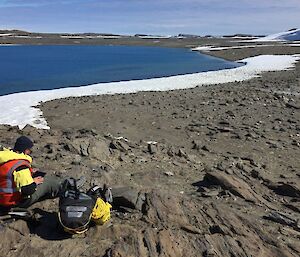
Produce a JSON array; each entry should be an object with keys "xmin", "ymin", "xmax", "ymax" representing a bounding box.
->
[{"xmin": 0, "ymin": 45, "xmax": 242, "ymax": 96}]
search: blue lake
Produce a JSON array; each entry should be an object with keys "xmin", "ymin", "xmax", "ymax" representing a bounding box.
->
[{"xmin": 0, "ymin": 45, "xmax": 242, "ymax": 96}]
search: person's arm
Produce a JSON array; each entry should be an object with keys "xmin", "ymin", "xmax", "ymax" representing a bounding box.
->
[{"xmin": 13, "ymin": 166, "xmax": 37, "ymax": 196}]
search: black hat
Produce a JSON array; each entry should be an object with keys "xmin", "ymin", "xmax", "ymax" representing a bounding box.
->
[{"xmin": 13, "ymin": 136, "xmax": 34, "ymax": 153}]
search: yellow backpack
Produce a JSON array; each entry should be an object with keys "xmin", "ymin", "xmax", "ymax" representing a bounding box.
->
[{"xmin": 91, "ymin": 197, "xmax": 112, "ymax": 225}]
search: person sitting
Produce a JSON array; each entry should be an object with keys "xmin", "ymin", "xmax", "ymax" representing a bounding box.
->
[{"xmin": 0, "ymin": 136, "xmax": 63, "ymax": 209}]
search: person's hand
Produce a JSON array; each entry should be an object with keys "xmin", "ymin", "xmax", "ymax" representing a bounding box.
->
[
  {"xmin": 32, "ymin": 168, "xmax": 40, "ymax": 174},
  {"xmin": 33, "ymin": 176, "xmax": 44, "ymax": 185}
]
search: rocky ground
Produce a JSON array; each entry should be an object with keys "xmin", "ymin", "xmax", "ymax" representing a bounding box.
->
[{"xmin": 0, "ymin": 40, "xmax": 300, "ymax": 257}]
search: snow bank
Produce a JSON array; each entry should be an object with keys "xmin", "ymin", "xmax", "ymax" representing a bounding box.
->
[
  {"xmin": 192, "ymin": 44, "xmax": 276, "ymax": 52},
  {"xmin": 0, "ymin": 54, "xmax": 299, "ymax": 129},
  {"xmin": 0, "ymin": 33, "xmax": 13, "ymax": 37}
]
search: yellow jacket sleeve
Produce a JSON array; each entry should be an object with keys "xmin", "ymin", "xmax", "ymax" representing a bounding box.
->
[{"xmin": 13, "ymin": 168, "xmax": 34, "ymax": 191}]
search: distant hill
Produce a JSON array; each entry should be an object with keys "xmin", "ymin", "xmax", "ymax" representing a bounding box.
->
[
  {"xmin": 222, "ymin": 34, "xmax": 262, "ymax": 38},
  {"xmin": 252, "ymin": 28, "xmax": 300, "ymax": 42},
  {"xmin": 0, "ymin": 29, "xmax": 29, "ymax": 34}
]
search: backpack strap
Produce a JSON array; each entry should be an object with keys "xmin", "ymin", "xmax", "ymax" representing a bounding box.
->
[{"xmin": 61, "ymin": 178, "xmax": 81, "ymax": 199}]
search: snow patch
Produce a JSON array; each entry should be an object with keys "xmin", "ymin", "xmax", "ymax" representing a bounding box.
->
[
  {"xmin": 95, "ymin": 35, "xmax": 122, "ymax": 39},
  {"xmin": 192, "ymin": 44, "xmax": 277, "ymax": 52},
  {"xmin": 0, "ymin": 33, "xmax": 13, "ymax": 37},
  {"xmin": 136, "ymin": 35, "xmax": 171, "ymax": 39},
  {"xmin": 286, "ymin": 43, "xmax": 300, "ymax": 47}
]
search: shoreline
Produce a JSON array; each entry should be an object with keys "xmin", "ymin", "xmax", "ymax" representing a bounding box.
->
[{"xmin": 0, "ymin": 52, "xmax": 299, "ymax": 129}]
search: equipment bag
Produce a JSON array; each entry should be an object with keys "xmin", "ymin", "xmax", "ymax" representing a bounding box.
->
[
  {"xmin": 58, "ymin": 178, "xmax": 96, "ymax": 234},
  {"xmin": 87, "ymin": 185, "xmax": 112, "ymax": 225},
  {"xmin": 58, "ymin": 179, "xmax": 113, "ymax": 234}
]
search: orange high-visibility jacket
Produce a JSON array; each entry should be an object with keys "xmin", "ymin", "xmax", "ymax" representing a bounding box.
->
[{"xmin": 0, "ymin": 149, "xmax": 33, "ymax": 206}]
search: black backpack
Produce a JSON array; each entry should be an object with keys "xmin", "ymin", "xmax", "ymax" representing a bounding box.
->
[{"xmin": 58, "ymin": 178, "xmax": 96, "ymax": 234}]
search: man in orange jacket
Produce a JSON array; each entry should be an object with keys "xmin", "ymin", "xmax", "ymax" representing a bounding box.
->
[{"xmin": 0, "ymin": 136, "xmax": 62, "ymax": 208}]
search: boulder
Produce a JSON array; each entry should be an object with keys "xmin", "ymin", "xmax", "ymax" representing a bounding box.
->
[
  {"xmin": 267, "ymin": 183, "xmax": 300, "ymax": 198},
  {"xmin": 110, "ymin": 140, "xmax": 130, "ymax": 152},
  {"xmin": 167, "ymin": 146, "xmax": 176, "ymax": 157},
  {"xmin": 285, "ymin": 101, "xmax": 300, "ymax": 109},
  {"xmin": 68, "ymin": 138, "xmax": 90, "ymax": 156},
  {"xmin": 88, "ymin": 139, "xmax": 111, "ymax": 162},
  {"xmin": 192, "ymin": 140, "xmax": 202, "ymax": 150},
  {"xmin": 147, "ymin": 143, "xmax": 158, "ymax": 154},
  {"xmin": 112, "ymin": 187, "xmax": 145, "ymax": 211},
  {"xmin": 202, "ymin": 171, "xmax": 257, "ymax": 202},
  {"xmin": 177, "ymin": 148, "xmax": 187, "ymax": 158}
]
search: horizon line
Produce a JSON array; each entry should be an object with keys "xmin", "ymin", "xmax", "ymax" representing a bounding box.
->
[{"xmin": 0, "ymin": 28, "xmax": 271, "ymax": 37}]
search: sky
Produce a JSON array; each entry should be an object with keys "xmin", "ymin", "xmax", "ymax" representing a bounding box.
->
[{"xmin": 0, "ymin": 0, "xmax": 299, "ymax": 36}]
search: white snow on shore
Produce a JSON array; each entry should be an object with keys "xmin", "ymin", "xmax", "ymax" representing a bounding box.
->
[
  {"xmin": 0, "ymin": 54, "xmax": 299, "ymax": 129},
  {"xmin": 192, "ymin": 44, "xmax": 278, "ymax": 52},
  {"xmin": 193, "ymin": 43, "xmax": 300, "ymax": 52},
  {"xmin": 0, "ymin": 33, "xmax": 13, "ymax": 37}
]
